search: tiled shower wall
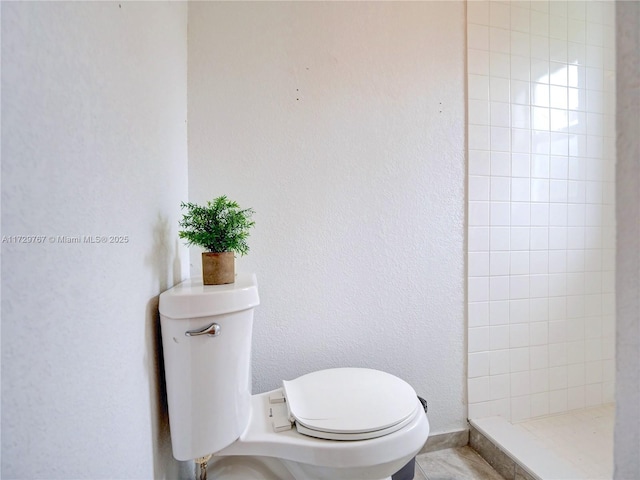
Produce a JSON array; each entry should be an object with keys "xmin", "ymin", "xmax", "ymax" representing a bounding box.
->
[{"xmin": 467, "ymin": 1, "xmax": 615, "ymax": 423}]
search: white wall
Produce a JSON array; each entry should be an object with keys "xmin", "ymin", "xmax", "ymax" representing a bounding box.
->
[
  {"xmin": 466, "ymin": 0, "xmax": 617, "ymax": 422},
  {"xmin": 1, "ymin": 3, "xmax": 191, "ymax": 478},
  {"xmin": 614, "ymin": 2, "xmax": 640, "ymax": 478},
  {"xmin": 187, "ymin": 1, "xmax": 467, "ymax": 434}
]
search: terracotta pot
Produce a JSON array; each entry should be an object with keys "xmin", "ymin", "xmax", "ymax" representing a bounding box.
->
[{"xmin": 202, "ymin": 252, "xmax": 235, "ymax": 285}]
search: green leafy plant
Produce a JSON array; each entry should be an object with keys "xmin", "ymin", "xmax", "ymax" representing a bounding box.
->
[{"xmin": 178, "ymin": 196, "xmax": 255, "ymax": 255}]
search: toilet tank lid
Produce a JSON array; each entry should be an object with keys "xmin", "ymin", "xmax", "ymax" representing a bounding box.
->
[{"xmin": 159, "ymin": 273, "xmax": 260, "ymax": 319}]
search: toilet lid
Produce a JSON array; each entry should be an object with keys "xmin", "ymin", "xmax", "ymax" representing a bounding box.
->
[{"xmin": 282, "ymin": 368, "xmax": 419, "ymax": 440}]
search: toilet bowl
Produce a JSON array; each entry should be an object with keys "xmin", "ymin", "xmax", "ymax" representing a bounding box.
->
[{"xmin": 159, "ymin": 274, "xmax": 429, "ymax": 480}]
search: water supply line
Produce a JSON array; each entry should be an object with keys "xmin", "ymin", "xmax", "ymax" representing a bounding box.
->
[{"xmin": 195, "ymin": 454, "xmax": 212, "ymax": 480}]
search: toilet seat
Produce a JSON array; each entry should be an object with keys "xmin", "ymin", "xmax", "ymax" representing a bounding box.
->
[{"xmin": 282, "ymin": 368, "xmax": 420, "ymax": 441}]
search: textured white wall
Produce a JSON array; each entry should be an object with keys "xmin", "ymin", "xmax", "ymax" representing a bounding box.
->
[
  {"xmin": 614, "ymin": 2, "xmax": 640, "ymax": 478},
  {"xmin": 1, "ymin": 3, "xmax": 190, "ymax": 478},
  {"xmin": 187, "ymin": 1, "xmax": 467, "ymax": 434}
]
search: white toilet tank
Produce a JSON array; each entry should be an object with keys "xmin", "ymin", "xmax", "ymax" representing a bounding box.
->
[{"xmin": 159, "ymin": 273, "xmax": 260, "ymax": 461}]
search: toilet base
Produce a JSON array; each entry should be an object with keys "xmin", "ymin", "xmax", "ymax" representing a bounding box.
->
[
  {"xmin": 391, "ymin": 457, "xmax": 416, "ymax": 480},
  {"xmin": 203, "ymin": 455, "xmax": 413, "ymax": 480}
]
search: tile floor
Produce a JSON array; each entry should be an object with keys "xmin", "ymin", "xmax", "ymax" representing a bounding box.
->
[{"xmin": 414, "ymin": 446, "xmax": 505, "ymax": 480}]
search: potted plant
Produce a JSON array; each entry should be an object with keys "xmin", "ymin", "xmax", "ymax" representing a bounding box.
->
[{"xmin": 178, "ymin": 196, "xmax": 255, "ymax": 285}]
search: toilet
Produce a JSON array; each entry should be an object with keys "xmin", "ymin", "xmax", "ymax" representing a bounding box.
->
[{"xmin": 159, "ymin": 273, "xmax": 429, "ymax": 479}]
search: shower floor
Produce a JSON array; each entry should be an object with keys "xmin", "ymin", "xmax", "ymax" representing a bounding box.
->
[{"xmin": 470, "ymin": 404, "xmax": 614, "ymax": 480}]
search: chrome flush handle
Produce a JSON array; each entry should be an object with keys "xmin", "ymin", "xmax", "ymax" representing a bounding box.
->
[{"xmin": 185, "ymin": 322, "xmax": 221, "ymax": 337}]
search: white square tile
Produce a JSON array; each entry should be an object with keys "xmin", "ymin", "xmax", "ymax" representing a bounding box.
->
[
  {"xmin": 491, "ymin": 126, "xmax": 511, "ymax": 151},
  {"xmin": 549, "ymin": 343, "xmax": 568, "ymax": 367},
  {"xmin": 511, "ymin": 395, "xmax": 532, "ymax": 422},
  {"xmin": 469, "ymin": 99, "xmax": 491, "ymax": 126},
  {"xmin": 490, "ymin": 176, "xmax": 511, "ymax": 201},
  {"xmin": 585, "ymin": 383, "xmax": 602, "ymax": 406},
  {"xmin": 550, "ymin": 62, "xmax": 569, "ymax": 86},
  {"xmin": 511, "ymin": 6, "xmax": 531, "ymax": 33},
  {"xmin": 469, "ymin": 376, "xmax": 491, "ymax": 403},
  {"xmin": 532, "ymin": 106, "xmax": 550, "ymax": 130},
  {"xmin": 531, "ymin": 321, "xmax": 549, "ymax": 346},
  {"xmin": 489, "ymin": 76, "xmax": 511, "ymax": 103},
  {"xmin": 530, "ymin": 251, "xmax": 549, "ymax": 273},
  {"xmin": 491, "ymin": 324, "xmax": 510, "ymax": 350},
  {"xmin": 567, "ymin": 226, "xmax": 585, "ymax": 249},
  {"xmin": 511, "ymin": 227, "xmax": 530, "ymax": 250},
  {"xmin": 512, "ymin": 128, "xmax": 531, "ymax": 153},
  {"xmin": 567, "ymin": 340, "xmax": 586, "ymax": 366},
  {"xmin": 531, "ymin": 178, "xmax": 550, "ymax": 201},
  {"xmin": 491, "ymin": 202, "xmax": 511, "ymax": 226},
  {"xmin": 469, "ymin": 125, "xmax": 490, "ymax": 150},
  {"xmin": 491, "ymin": 101, "xmax": 511, "ymax": 127},
  {"xmin": 491, "ymin": 52, "xmax": 511, "ymax": 78},
  {"xmin": 490, "ymin": 276, "xmax": 510, "ymax": 301},
  {"xmin": 511, "ymin": 80, "xmax": 531, "ymax": 105},
  {"xmin": 511, "ymin": 30, "xmax": 531, "ymax": 57},
  {"xmin": 469, "ymin": 276, "xmax": 490, "ymax": 302},
  {"xmin": 469, "ymin": 49, "xmax": 491, "ymax": 76},
  {"xmin": 532, "ymin": 130, "xmax": 551, "ymax": 154},
  {"xmin": 568, "ymin": 180, "xmax": 586, "ymax": 203},
  {"xmin": 511, "ymin": 54, "xmax": 531, "ymax": 82},
  {"xmin": 549, "ymin": 389, "xmax": 568, "ymax": 414},
  {"xmin": 490, "ymin": 226, "xmax": 510, "ymax": 250},
  {"xmin": 549, "ymin": 250, "xmax": 567, "ymax": 273},
  {"xmin": 531, "ymin": 34, "xmax": 550, "ymax": 60},
  {"xmin": 490, "ymin": 349, "xmax": 511, "ymax": 375},
  {"xmin": 549, "ymin": 38, "xmax": 568, "ymax": 63},
  {"xmin": 549, "ymin": 204, "xmax": 568, "ymax": 226},
  {"xmin": 509, "ymin": 299, "xmax": 530, "ymax": 324},
  {"xmin": 469, "ymin": 326, "xmax": 491, "ymax": 353},
  {"xmin": 531, "ymin": 298, "xmax": 549, "ymax": 322},
  {"xmin": 511, "ymin": 371, "xmax": 531, "ymax": 396},
  {"xmin": 549, "ymin": 320, "xmax": 567, "ymax": 344},
  {"xmin": 567, "ymin": 385, "xmax": 586, "ymax": 410},
  {"xmin": 469, "ymin": 301, "xmax": 490, "ymax": 327},
  {"xmin": 469, "ymin": 201, "xmax": 490, "ymax": 226},
  {"xmin": 550, "ymin": 155, "xmax": 569, "ymax": 179},
  {"xmin": 567, "ymin": 249, "xmax": 585, "ymax": 273},
  {"xmin": 469, "ymin": 226, "xmax": 490, "ymax": 252},
  {"xmin": 490, "ymin": 374, "xmax": 511, "ymax": 401},
  {"xmin": 510, "ymin": 323, "xmax": 530, "ymax": 348},
  {"xmin": 511, "ymin": 251, "xmax": 530, "ymax": 275},
  {"xmin": 549, "ymin": 365, "xmax": 568, "ymax": 389},
  {"xmin": 567, "ymin": 296, "xmax": 586, "ymax": 318},
  {"xmin": 490, "ymin": 300, "xmax": 510, "ymax": 325},
  {"xmin": 469, "ymin": 352, "xmax": 491, "ymax": 378},
  {"xmin": 469, "ymin": 150, "xmax": 491, "ymax": 175},
  {"xmin": 490, "ymin": 27, "xmax": 511, "ymax": 54},
  {"xmin": 468, "ymin": 23, "xmax": 490, "ymax": 51},
  {"xmin": 530, "ymin": 10, "xmax": 550, "ymax": 37},
  {"xmin": 510, "ymin": 347, "xmax": 530, "ymax": 373},
  {"xmin": 530, "ymin": 227, "xmax": 549, "ymax": 250},
  {"xmin": 490, "ymin": 2, "xmax": 511, "ymax": 29},
  {"xmin": 511, "ymin": 203, "xmax": 531, "ymax": 226},
  {"xmin": 532, "ymin": 83, "xmax": 550, "ymax": 107},
  {"xmin": 469, "ymin": 175, "xmax": 490, "ymax": 201},
  {"xmin": 530, "ymin": 391, "xmax": 550, "ymax": 417},
  {"xmin": 531, "ymin": 345, "xmax": 550, "ymax": 370},
  {"xmin": 548, "ymin": 275, "xmax": 567, "ymax": 298},
  {"xmin": 469, "ymin": 252, "xmax": 490, "ymax": 277},
  {"xmin": 512, "ymin": 104, "xmax": 531, "ymax": 129},
  {"xmin": 530, "ymin": 274, "xmax": 550, "ymax": 298},
  {"xmin": 468, "ymin": 0, "xmax": 490, "ymax": 25},
  {"xmin": 531, "ymin": 203, "xmax": 550, "ymax": 226},
  {"xmin": 549, "ymin": 226, "xmax": 568, "ymax": 249},
  {"xmin": 491, "ymin": 152, "xmax": 511, "ymax": 176},
  {"xmin": 512, "ymin": 153, "xmax": 531, "ymax": 178}
]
